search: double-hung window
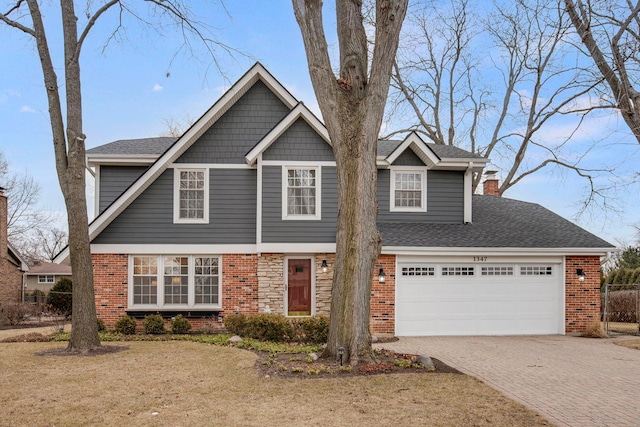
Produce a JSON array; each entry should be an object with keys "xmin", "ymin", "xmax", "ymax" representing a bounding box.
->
[
  {"xmin": 390, "ymin": 168, "xmax": 427, "ymax": 212},
  {"xmin": 130, "ymin": 255, "xmax": 220, "ymax": 309},
  {"xmin": 38, "ymin": 275, "xmax": 54, "ymax": 284},
  {"xmin": 283, "ymin": 166, "xmax": 321, "ymax": 220},
  {"xmin": 174, "ymin": 168, "xmax": 209, "ymax": 223}
]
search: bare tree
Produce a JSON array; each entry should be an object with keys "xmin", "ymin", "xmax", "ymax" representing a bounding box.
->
[
  {"xmin": 18, "ymin": 227, "xmax": 69, "ymax": 265},
  {"xmin": 293, "ymin": 0, "xmax": 408, "ymax": 365},
  {"xmin": 565, "ymin": 0, "xmax": 640, "ymax": 144},
  {"xmin": 390, "ymin": 0, "xmax": 612, "ymax": 200},
  {"xmin": 0, "ymin": 0, "xmax": 234, "ymax": 352}
]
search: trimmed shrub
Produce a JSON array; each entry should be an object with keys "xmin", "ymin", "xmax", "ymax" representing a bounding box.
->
[
  {"xmin": 223, "ymin": 313, "xmax": 247, "ymax": 336},
  {"xmin": 171, "ymin": 314, "xmax": 192, "ymax": 334},
  {"xmin": 96, "ymin": 318, "xmax": 107, "ymax": 332},
  {"xmin": 143, "ymin": 314, "xmax": 165, "ymax": 334},
  {"xmin": 46, "ymin": 278, "xmax": 73, "ymax": 317},
  {"xmin": 243, "ymin": 313, "xmax": 294, "ymax": 342},
  {"xmin": 294, "ymin": 315, "xmax": 329, "ymax": 344},
  {"xmin": 114, "ymin": 315, "xmax": 137, "ymax": 334}
]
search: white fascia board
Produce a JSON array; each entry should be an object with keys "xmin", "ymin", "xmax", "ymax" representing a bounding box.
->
[
  {"xmin": 245, "ymin": 103, "xmax": 330, "ymax": 165},
  {"xmin": 257, "ymin": 243, "xmax": 336, "ymax": 253},
  {"xmin": 382, "ymin": 246, "xmax": 614, "ymax": 257},
  {"xmin": 432, "ymin": 159, "xmax": 488, "ymax": 171},
  {"xmin": 85, "ymin": 62, "xmax": 300, "ymax": 245},
  {"xmin": 91, "ymin": 244, "xmax": 257, "ymax": 255},
  {"xmin": 386, "ymin": 132, "xmax": 440, "ymax": 167},
  {"xmin": 86, "ymin": 154, "xmax": 159, "ymax": 167}
]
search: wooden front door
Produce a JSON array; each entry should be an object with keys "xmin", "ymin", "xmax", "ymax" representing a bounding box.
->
[{"xmin": 287, "ymin": 259, "xmax": 312, "ymax": 316}]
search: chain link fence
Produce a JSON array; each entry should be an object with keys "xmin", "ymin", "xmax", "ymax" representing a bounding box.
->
[{"xmin": 603, "ymin": 284, "xmax": 639, "ymax": 336}]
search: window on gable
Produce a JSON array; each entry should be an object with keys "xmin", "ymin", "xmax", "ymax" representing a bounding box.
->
[
  {"xmin": 130, "ymin": 255, "xmax": 220, "ymax": 309},
  {"xmin": 283, "ymin": 167, "xmax": 321, "ymax": 220},
  {"xmin": 391, "ymin": 169, "xmax": 426, "ymax": 212},
  {"xmin": 174, "ymin": 168, "xmax": 209, "ymax": 223}
]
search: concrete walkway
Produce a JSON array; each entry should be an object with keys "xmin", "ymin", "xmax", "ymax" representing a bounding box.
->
[{"xmin": 377, "ymin": 335, "xmax": 640, "ymax": 427}]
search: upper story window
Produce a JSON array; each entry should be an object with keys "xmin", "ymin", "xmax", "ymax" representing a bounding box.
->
[
  {"xmin": 174, "ymin": 168, "xmax": 209, "ymax": 224},
  {"xmin": 390, "ymin": 168, "xmax": 427, "ymax": 212},
  {"xmin": 38, "ymin": 275, "xmax": 54, "ymax": 284},
  {"xmin": 283, "ymin": 167, "xmax": 321, "ymax": 220}
]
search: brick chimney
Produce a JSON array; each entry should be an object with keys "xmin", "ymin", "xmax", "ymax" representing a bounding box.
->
[
  {"xmin": 483, "ymin": 171, "xmax": 500, "ymax": 196},
  {"xmin": 0, "ymin": 187, "xmax": 7, "ymax": 259}
]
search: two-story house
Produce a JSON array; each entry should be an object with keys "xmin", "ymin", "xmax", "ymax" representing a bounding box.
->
[{"xmin": 57, "ymin": 63, "xmax": 614, "ymax": 336}]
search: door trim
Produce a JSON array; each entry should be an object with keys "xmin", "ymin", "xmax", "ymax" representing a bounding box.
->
[{"xmin": 283, "ymin": 255, "xmax": 316, "ymax": 317}]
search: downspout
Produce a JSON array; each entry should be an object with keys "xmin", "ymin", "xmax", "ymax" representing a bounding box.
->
[{"xmin": 464, "ymin": 162, "xmax": 473, "ymax": 224}]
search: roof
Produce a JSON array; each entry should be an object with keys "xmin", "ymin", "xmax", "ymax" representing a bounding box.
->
[
  {"xmin": 379, "ymin": 195, "xmax": 614, "ymax": 250},
  {"xmin": 87, "ymin": 137, "xmax": 177, "ymax": 156},
  {"xmin": 7, "ymin": 242, "xmax": 28, "ymax": 272},
  {"xmin": 377, "ymin": 139, "xmax": 486, "ymax": 161},
  {"xmin": 24, "ymin": 262, "xmax": 72, "ymax": 276}
]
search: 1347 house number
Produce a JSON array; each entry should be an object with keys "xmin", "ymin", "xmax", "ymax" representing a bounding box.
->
[{"xmin": 473, "ymin": 256, "xmax": 488, "ymax": 262}]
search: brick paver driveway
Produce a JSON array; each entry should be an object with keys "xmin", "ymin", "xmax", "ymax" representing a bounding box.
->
[{"xmin": 377, "ymin": 335, "xmax": 640, "ymax": 427}]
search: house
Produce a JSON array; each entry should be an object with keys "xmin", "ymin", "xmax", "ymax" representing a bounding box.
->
[
  {"xmin": 60, "ymin": 63, "xmax": 614, "ymax": 336},
  {"xmin": 0, "ymin": 188, "xmax": 29, "ymax": 304},
  {"xmin": 23, "ymin": 262, "xmax": 72, "ymax": 300}
]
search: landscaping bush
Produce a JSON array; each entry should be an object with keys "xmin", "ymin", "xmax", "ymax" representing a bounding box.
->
[
  {"xmin": 223, "ymin": 313, "xmax": 247, "ymax": 335},
  {"xmin": 171, "ymin": 314, "xmax": 192, "ymax": 334},
  {"xmin": 294, "ymin": 315, "xmax": 329, "ymax": 344},
  {"xmin": 243, "ymin": 313, "xmax": 294, "ymax": 342},
  {"xmin": 0, "ymin": 302, "xmax": 33, "ymax": 326},
  {"xmin": 582, "ymin": 320, "xmax": 608, "ymax": 338},
  {"xmin": 143, "ymin": 314, "xmax": 165, "ymax": 334},
  {"xmin": 96, "ymin": 318, "xmax": 107, "ymax": 332},
  {"xmin": 605, "ymin": 290, "xmax": 638, "ymax": 323},
  {"xmin": 114, "ymin": 315, "xmax": 137, "ymax": 334},
  {"xmin": 46, "ymin": 278, "xmax": 73, "ymax": 317}
]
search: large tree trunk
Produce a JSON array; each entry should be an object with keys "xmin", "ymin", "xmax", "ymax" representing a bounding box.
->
[
  {"xmin": 27, "ymin": 0, "xmax": 100, "ymax": 351},
  {"xmin": 293, "ymin": 0, "xmax": 407, "ymax": 365}
]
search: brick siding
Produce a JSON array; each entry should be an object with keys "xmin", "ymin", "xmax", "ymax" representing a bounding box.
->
[
  {"xmin": 371, "ymin": 255, "xmax": 396, "ymax": 336},
  {"xmin": 565, "ymin": 255, "xmax": 602, "ymax": 333}
]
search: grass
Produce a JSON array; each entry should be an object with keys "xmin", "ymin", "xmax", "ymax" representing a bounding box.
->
[
  {"xmin": 0, "ymin": 340, "xmax": 552, "ymax": 426},
  {"xmin": 615, "ymin": 339, "xmax": 640, "ymax": 350}
]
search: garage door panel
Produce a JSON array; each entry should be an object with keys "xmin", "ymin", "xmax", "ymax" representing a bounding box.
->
[{"xmin": 396, "ymin": 260, "xmax": 563, "ymax": 336}]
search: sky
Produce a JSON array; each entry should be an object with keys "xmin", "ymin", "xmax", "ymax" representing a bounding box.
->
[{"xmin": 0, "ymin": 1, "xmax": 639, "ymax": 247}]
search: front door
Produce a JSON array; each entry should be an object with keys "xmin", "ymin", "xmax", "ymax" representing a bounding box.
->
[{"xmin": 287, "ymin": 259, "xmax": 311, "ymax": 316}]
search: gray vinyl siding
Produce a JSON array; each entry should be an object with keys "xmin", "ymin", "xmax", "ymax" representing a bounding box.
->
[
  {"xmin": 99, "ymin": 166, "xmax": 148, "ymax": 214},
  {"xmin": 262, "ymin": 118, "xmax": 333, "ymax": 161},
  {"xmin": 377, "ymin": 169, "xmax": 464, "ymax": 223},
  {"xmin": 93, "ymin": 168, "xmax": 256, "ymax": 244},
  {"xmin": 262, "ymin": 165, "xmax": 338, "ymax": 243},
  {"xmin": 177, "ymin": 81, "xmax": 290, "ymax": 164},
  {"xmin": 392, "ymin": 149, "xmax": 424, "ymax": 166}
]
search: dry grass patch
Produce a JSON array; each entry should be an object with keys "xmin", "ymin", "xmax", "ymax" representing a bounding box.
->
[
  {"xmin": 0, "ymin": 341, "xmax": 551, "ymax": 426},
  {"xmin": 615, "ymin": 339, "xmax": 640, "ymax": 350}
]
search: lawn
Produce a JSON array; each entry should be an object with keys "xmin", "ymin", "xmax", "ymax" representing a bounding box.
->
[{"xmin": 0, "ymin": 340, "xmax": 552, "ymax": 426}]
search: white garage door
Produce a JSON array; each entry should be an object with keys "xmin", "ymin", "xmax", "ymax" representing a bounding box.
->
[{"xmin": 396, "ymin": 257, "xmax": 564, "ymax": 336}]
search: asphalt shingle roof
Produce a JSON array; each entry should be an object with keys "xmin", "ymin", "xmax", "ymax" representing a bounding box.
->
[
  {"xmin": 86, "ymin": 137, "xmax": 177, "ymax": 156},
  {"xmin": 377, "ymin": 139, "xmax": 485, "ymax": 160},
  {"xmin": 378, "ymin": 195, "xmax": 614, "ymax": 248}
]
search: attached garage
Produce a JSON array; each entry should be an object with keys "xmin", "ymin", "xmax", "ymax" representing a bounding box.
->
[{"xmin": 395, "ymin": 256, "xmax": 565, "ymax": 336}]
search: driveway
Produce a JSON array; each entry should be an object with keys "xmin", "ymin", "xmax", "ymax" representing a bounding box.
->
[{"xmin": 377, "ymin": 335, "xmax": 640, "ymax": 427}]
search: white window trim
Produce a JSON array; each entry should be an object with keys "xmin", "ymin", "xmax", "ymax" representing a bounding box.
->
[
  {"xmin": 283, "ymin": 255, "xmax": 316, "ymax": 317},
  {"xmin": 282, "ymin": 166, "xmax": 322, "ymax": 220},
  {"xmin": 390, "ymin": 166, "xmax": 427, "ymax": 212},
  {"xmin": 38, "ymin": 275, "xmax": 54, "ymax": 284},
  {"xmin": 128, "ymin": 255, "xmax": 222, "ymax": 310},
  {"xmin": 173, "ymin": 167, "xmax": 210, "ymax": 224}
]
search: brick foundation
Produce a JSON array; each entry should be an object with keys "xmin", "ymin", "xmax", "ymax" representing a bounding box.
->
[{"xmin": 565, "ymin": 255, "xmax": 602, "ymax": 333}]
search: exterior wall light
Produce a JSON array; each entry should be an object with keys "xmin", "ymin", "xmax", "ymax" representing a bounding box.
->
[
  {"xmin": 321, "ymin": 259, "xmax": 328, "ymax": 273},
  {"xmin": 576, "ymin": 269, "xmax": 585, "ymax": 282},
  {"xmin": 378, "ymin": 268, "xmax": 386, "ymax": 283}
]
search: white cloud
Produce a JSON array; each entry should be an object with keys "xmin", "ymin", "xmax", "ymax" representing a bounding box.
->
[
  {"xmin": 153, "ymin": 84, "xmax": 163, "ymax": 92},
  {"xmin": 20, "ymin": 105, "xmax": 35, "ymax": 113}
]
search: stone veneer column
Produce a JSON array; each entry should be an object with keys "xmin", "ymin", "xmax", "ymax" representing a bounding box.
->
[
  {"xmin": 257, "ymin": 253, "xmax": 285, "ymax": 314},
  {"xmin": 315, "ymin": 253, "xmax": 335, "ymax": 315},
  {"xmin": 565, "ymin": 255, "xmax": 602, "ymax": 333}
]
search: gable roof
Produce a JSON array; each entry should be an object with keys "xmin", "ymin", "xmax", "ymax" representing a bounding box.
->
[
  {"xmin": 56, "ymin": 62, "xmax": 299, "ymax": 263},
  {"xmin": 378, "ymin": 132, "xmax": 488, "ymax": 171},
  {"xmin": 86, "ymin": 137, "xmax": 177, "ymax": 166},
  {"xmin": 24, "ymin": 262, "xmax": 71, "ymax": 276},
  {"xmin": 7, "ymin": 242, "xmax": 29, "ymax": 272},
  {"xmin": 379, "ymin": 195, "xmax": 614, "ymax": 253}
]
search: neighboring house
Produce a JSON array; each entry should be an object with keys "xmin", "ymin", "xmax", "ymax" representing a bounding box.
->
[
  {"xmin": 23, "ymin": 262, "xmax": 72, "ymax": 297},
  {"xmin": 58, "ymin": 63, "xmax": 614, "ymax": 336},
  {"xmin": 0, "ymin": 188, "xmax": 29, "ymax": 303}
]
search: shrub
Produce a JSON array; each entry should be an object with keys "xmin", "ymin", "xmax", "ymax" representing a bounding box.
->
[
  {"xmin": 606, "ymin": 291, "xmax": 638, "ymax": 323},
  {"xmin": 143, "ymin": 314, "xmax": 165, "ymax": 334},
  {"xmin": 582, "ymin": 320, "xmax": 608, "ymax": 338},
  {"xmin": 294, "ymin": 315, "xmax": 329, "ymax": 344},
  {"xmin": 46, "ymin": 278, "xmax": 73, "ymax": 317},
  {"xmin": 243, "ymin": 313, "xmax": 294, "ymax": 342},
  {"xmin": 223, "ymin": 313, "xmax": 247, "ymax": 335},
  {"xmin": 96, "ymin": 318, "xmax": 107, "ymax": 332},
  {"xmin": 171, "ymin": 314, "xmax": 192, "ymax": 334},
  {"xmin": 0, "ymin": 302, "xmax": 33, "ymax": 325},
  {"xmin": 114, "ymin": 315, "xmax": 137, "ymax": 334}
]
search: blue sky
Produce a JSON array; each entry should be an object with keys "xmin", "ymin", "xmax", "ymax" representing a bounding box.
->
[{"xmin": 0, "ymin": 1, "xmax": 638, "ymax": 247}]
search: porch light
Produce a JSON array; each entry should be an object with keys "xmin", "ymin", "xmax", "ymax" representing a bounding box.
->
[
  {"xmin": 321, "ymin": 259, "xmax": 328, "ymax": 273},
  {"xmin": 338, "ymin": 346, "xmax": 345, "ymax": 366},
  {"xmin": 576, "ymin": 269, "xmax": 585, "ymax": 282},
  {"xmin": 378, "ymin": 268, "xmax": 386, "ymax": 283}
]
